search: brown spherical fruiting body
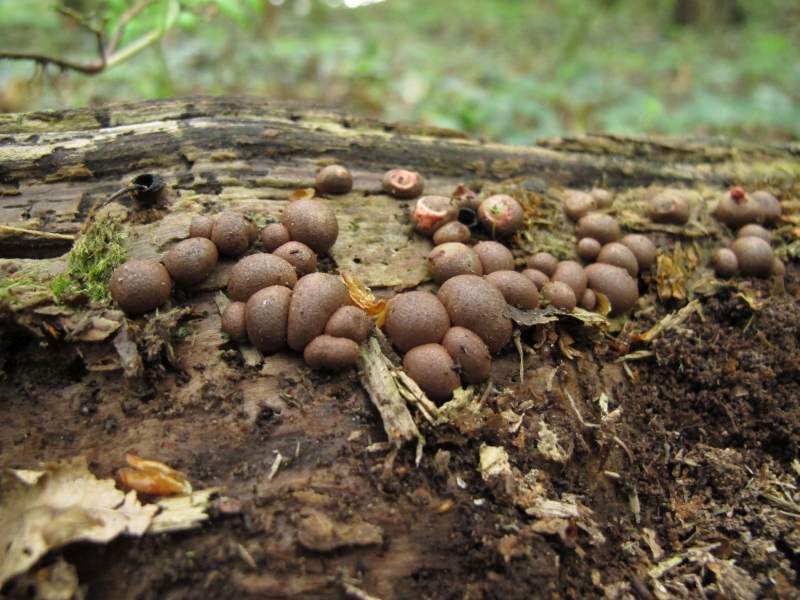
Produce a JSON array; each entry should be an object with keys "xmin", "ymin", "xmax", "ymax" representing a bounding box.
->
[
  {"xmin": 591, "ymin": 188, "xmax": 614, "ymax": 208},
  {"xmin": 620, "ymin": 234, "xmax": 657, "ymax": 271},
  {"xmin": 382, "ymin": 168, "xmax": 424, "ymax": 199},
  {"xmin": 473, "ymin": 241, "xmax": 515, "ymax": 274},
  {"xmin": 527, "ymin": 252, "xmax": 558, "ymax": 277},
  {"xmin": 563, "ymin": 190, "xmax": 596, "ymax": 222},
  {"xmin": 576, "ymin": 213, "xmax": 621, "ymax": 244},
  {"xmin": 211, "ymin": 212, "xmax": 253, "ymax": 257},
  {"xmin": 163, "ymin": 238, "xmax": 219, "ymax": 286},
  {"xmin": 649, "ymin": 191, "xmax": 690, "ymax": 225},
  {"xmin": 245, "ymin": 285, "xmax": 292, "ymax": 353},
  {"xmin": 485, "ymin": 270, "xmax": 539, "ymax": 309},
  {"xmin": 714, "ymin": 187, "xmax": 762, "ymax": 228},
  {"xmin": 303, "ymin": 335, "xmax": 360, "ymax": 370},
  {"xmin": 552, "ymin": 260, "xmax": 588, "ymax": 300},
  {"xmin": 580, "ymin": 289, "xmax": 597, "ymax": 311},
  {"xmin": 282, "ymin": 199, "xmax": 339, "ymax": 254},
  {"xmin": 315, "ymin": 164, "xmax": 353, "ymax": 195},
  {"xmin": 286, "ymin": 273, "xmax": 350, "ymax": 351},
  {"xmin": 385, "ymin": 291, "xmax": 450, "ymax": 353},
  {"xmin": 737, "ymin": 224, "xmax": 770, "ymax": 242},
  {"xmin": 427, "ymin": 242, "xmax": 484, "ymax": 285},
  {"xmin": 402, "ymin": 343, "xmax": 460, "ymax": 403},
  {"xmin": 577, "ymin": 237, "xmax": 602, "ymax": 262},
  {"xmin": 221, "ymin": 301, "xmax": 247, "ymax": 342},
  {"xmin": 437, "ymin": 274, "xmax": 513, "ymax": 354},
  {"xmin": 712, "ymin": 248, "xmax": 738, "ymax": 279},
  {"xmin": 260, "ymin": 223, "xmax": 291, "ymax": 252},
  {"xmin": 522, "ymin": 269, "xmax": 549, "ymax": 290},
  {"xmin": 273, "ymin": 241, "xmax": 318, "ymax": 276},
  {"xmin": 324, "ymin": 306, "xmax": 372, "ymax": 343},
  {"xmin": 585, "ymin": 263, "xmax": 639, "ymax": 317},
  {"xmin": 442, "ymin": 326, "xmax": 492, "ymax": 385},
  {"xmin": 189, "ymin": 215, "xmax": 214, "ymax": 239},
  {"xmin": 412, "ymin": 195, "xmax": 458, "ymax": 236},
  {"xmin": 597, "ymin": 242, "xmax": 639, "ymax": 277},
  {"xmin": 110, "ymin": 260, "xmax": 172, "ymax": 316},
  {"xmin": 477, "ymin": 194, "xmax": 524, "ymax": 237},
  {"xmin": 432, "ymin": 221, "xmax": 471, "ymax": 245},
  {"xmin": 752, "ymin": 190, "xmax": 781, "ymax": 225},
  {"xmin": 227, "ymin": 253, "xmax": 298, "ymax": 302},
  {"xmin": 542, "ymin": 281, "xmax": 576, "ymax": 311},
  {"xmin": 730, "ymin": 236, "xmax": 774, "ymax": 278},
  {"xmin": 772, "ymin": 257, "xmax": 785, "ymax": 278}
]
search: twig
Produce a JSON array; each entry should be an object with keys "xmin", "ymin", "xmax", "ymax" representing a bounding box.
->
[{"xmin": 0, "ymin": 225, "xmax": 75, "ymax": 241}]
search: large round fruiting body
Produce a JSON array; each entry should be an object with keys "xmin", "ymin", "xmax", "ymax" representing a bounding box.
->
[
  {"xmin": 437, "ymin": 274, "xmax": 512, "ymax": 354},
  {"xmin": 597, "ymin": 242, "xmax": 638, "ymax": 277},
  {"xmin": 563, "ymin": 190, "xmax": 596, "ymax": 221},
  {"xmin": 211, "ymin": 212, "xmax": 253, "ymax": 257},
  {"xmin": 189, "ymin": 215, "xmax": 214, "ymax": 239},
  {"xmin": 384, "ymin": 291, "xmax": 450, "ymax": 353},
  {"xmin": 427, "ymin": 242, "xmax": 483, "ymax": 285},
  {"xmin": 752, "ymin": 190, "xmax": 781, "ymax": 225},
  {"xmin": 382, "ymin": 169, "xmax": 424, "ymax": 199},
  {"xmin": 649, "ymin": 191, "xmax": 690, "ymax": 225},
  {"xmin": 737, "ymin": 224, "xmax": 770, "ymax": 242},
  {"xmin": 522, "ymin": 268, "xmax": 549, "ymax": 290},
  {"xmin": 282, "ymin": 199, "xmax": 339, "ymax": 254},
  {"xmin": 620, "ymin": 234, "xmax": 657, "ymax": 271},
  {"xmin": 412, "ymin": 196, "xmax": 458, "ymax": 236},
  {"xmin": 245, "ymin": 285, "xmax": 292, "ymax": 353},
  {"xmin": 227, "ymin": 253, "xmax": 297, "ymax": 302},
  {"xmin": 260, "ymin": 223, "xmax": 291, "ymax": 252},
  {"xmin": 552, "ymin": 260, "xmax": 588, "ymax": 300},
  {"xmin": 303, "ymin": 335, "xmax": 360, "ymax": 370},
  {"xmin": 730, "ymin": 236, "xmax": 774, "ymax": 278},
  {"xmin": 477, "ymin": 194, "xmax": 524, "ymax": 237},
  {"xmin": 712, "ymin": 248, "xmax": 738, "ymax": 279},
  {"xmin": 286, "ymin": 273, "xmax": 350, "ymax": 351},
  {"xmin": 485, "ymin": 270, "xmax": 539, "ymax": 309},
  {"xmin": 527, "ymin": 252, "xmax": 558, "ymax": 277},
  {"xmin": 542, "ymin": 281, "xmax": 576, "ymax": 311},
  {"xmin": 714, "ymin": 188, "xmax": 761, "ymax": 228},
  {"xmin": 577, "ymin": 237, "xmax": 602, "ymax": 262},
  {"xmin": 110, "ymin": 260, "xmax": 172, "ymax": 316},
  {"xmin": 580, "ymin": 289, "xmax": 597, "ymax": 311},
  {"xmin": 273, "ymin": 241, "xmax": 318, "ymax": 276},
  {"xmin": 221, "ymin": 301, "xmax": 247, "ymax": 342},
  {"xmin": 576, "ymin": 213, "xmax": 620, "ymax": 244},
  {"xmin": 402, "ymin": 343, "xmax": 460, "ymax": 403},
  {"xmin": 324, "ymin": 306, "xmax": 372, "ymax": 343},
  {"xmin": 591, "ymin": 188, "xmax": 614, "ymax": 208},
  {"xmin": 442, "ymin": 326, "xmax": 492, "ymax": 385},
  {"xmin": 432, "ymin": 221, "xmax": 471, "ymax": 245},
  {"xmin": 163, "ymin": 238, "xmax": 219, "ymax": 286},
  {"xmin": 585, "ymin": 263, "xmax": 639, "ymax": 316},
  {"xmin": 315, "ymin": 164, "xmax": 353, "ymax": 195},
  {"xmin": 473, "ymin": 241, "xmax": 515, "ymax": 274}
]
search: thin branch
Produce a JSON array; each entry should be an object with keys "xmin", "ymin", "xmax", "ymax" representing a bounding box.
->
[{"xmin": 107, "ymin": 0, "xmax": 155, "ymax": 56}]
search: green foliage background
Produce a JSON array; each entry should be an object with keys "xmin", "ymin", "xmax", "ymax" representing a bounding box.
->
[{"xmin": 0, "ymin": 0, "xmax": 797, "ymax": 144}]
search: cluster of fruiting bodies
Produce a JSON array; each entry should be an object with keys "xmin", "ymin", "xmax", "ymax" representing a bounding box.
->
[{"xmin": 108, "ymin": 164, "xmax": 783, "ymax": 403}]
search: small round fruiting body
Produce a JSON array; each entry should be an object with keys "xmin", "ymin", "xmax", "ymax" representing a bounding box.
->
[
  {"xmin": 485, "ymin": 270, "xmax": 539, "ymax": 309},
  {"xmin": 730, "ymin": 236, "xmax": 774, "ymax": 278},
  {"xmin": 649, "ymin": 190, "xmax": 690, "ymax": 225},
  {"xmin": 563, "ymin": 190, "xmax": 596, "ymax": 221},
  {"xmin": 245, "ymin": 285, "xmax": 292, "ymax": 353},
  {"xmin": 737, "ymin": 224, "xmax": 770, "ymax": 242},
  {"xmin": 590, "ymin": 188, "xmax": 614, "ymax": 208},
  {"xmin": 303, "ymin": 335, "xmax": 360, "ymax": 370},
  {"xmin": 221, "ymin": 301, "xmax": 247, "ymax": 342},
  {"xmin": 772, "ymin": 257, "xmax": 785, "ymax": 278},
  {"xmin": 211, "ymin": 212, "xmax": 253, "ymax": 257},
  {"xmin": 189, "ymin": 215, "xmax": 214, "ymax": 239},
  {"xmin": 473, "ymin": 241, "xmax": 514, "ymax": 274},
  {"xmin": 577, "ymin": 237, "xmax": 602, "ymax": 262},
  {"xmin": 576, "ymin": 213, "xmax": 621, "ymax": 244},
  {"xmin": 412, "ymin": 196, "xmax": 458, "ymax": 236},
  {"xmin": 542, "ymin": 281, "xmax": 576, "ymax": 311},
  {"xmin": 402, "ymin": 343, "xmax": 460, "ymax": 403},
  {"xmin": 315, "ymin": 164, "xmax": 353, "ymax": 195},
  {"xmin": 382, "ymin": 169, "xmax": 424, "ymax": 199},
  {"xmin": 287, "ymin": 273, "xmax": 350, "ymax": 351},
  {"xmin": 527, "ymin": 252, "xmax": 558, "ymax": 277},
  {"xmin": 427, "ymin": 242, "xmax": 484, "ymax": 285},
  {"xmin": 620, "ymin": 234, "xmax": 657, "ymax": 271},
  {"xmin": 110, "ymin": 260, "xmax": 172, "ymax": 316},
  {"xmin": 432, "ymin": 221, "xmax": 471, "ymax": 245},
  {"xmin": 714, "ymin": 187, "xmax": 762, "ymax": 228},
  {"xmin": 385, "ymin": 291, "xmax": 450, "ymax": 353},
  {"xmin": 752, "ymin": 190, "xmax": 781, "ymax": 225},
  {"xmin": 477, "ymin": 194, "xmax": 524, "ymax": 237},
  {"xmin": 585, "ymin": 263, "xmax": 639, "ymax": 317},
  {"xmin": 260, "ymin": 223, "xmax": 291, "ymax": 252},
  {"xmin": 442, "ymin": 326, "xmax": 492, "ymax": 385},
  {"xmin": 579, "ymin": 289, "xmax": 597, "ymax": 311},
  {"xmin": 227, "ymin": 253, "xmax": 297, "ymax": 302},
  {"xmin": 712, "ymin": 248, "xmax": 738, "ymax": 279},
  {"xmin": 522, "ymin": 269, "xmax": 549, "ymax": 290},
  {"xmin": 273, "ymin": 241, "xmax": 318, "ymax": 276},
  {"xmin": 324, "ymin": 306, "xmax": 372, "ymax": 343},
  {"xmin": 282, "ymin": 199, "xmax": 339, "ymax": 254},
  {"xmin": 552, "ymin": 260, "xmax": 588, "ymax": 300},
  {"xmin": 597, "ymin": 242, "xmax": 638, "ymax": 277},
  {"xmin": 163, "ymin": 238, "xmax": 219, "ymax": 286}
]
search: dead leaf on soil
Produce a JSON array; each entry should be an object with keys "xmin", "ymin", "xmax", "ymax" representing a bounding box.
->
[
  {"xmin": 296, "ymin": 509, "xmax": 383, "ymax": 552},
  {"xmin": 117, "ymin": 454, "xmax": 192, "ymax": 497}
]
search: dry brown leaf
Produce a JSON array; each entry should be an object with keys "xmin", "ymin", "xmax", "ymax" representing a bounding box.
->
[{"xmin": 342, "ymin": 271, "xmax": 388, "ymax": 327}]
